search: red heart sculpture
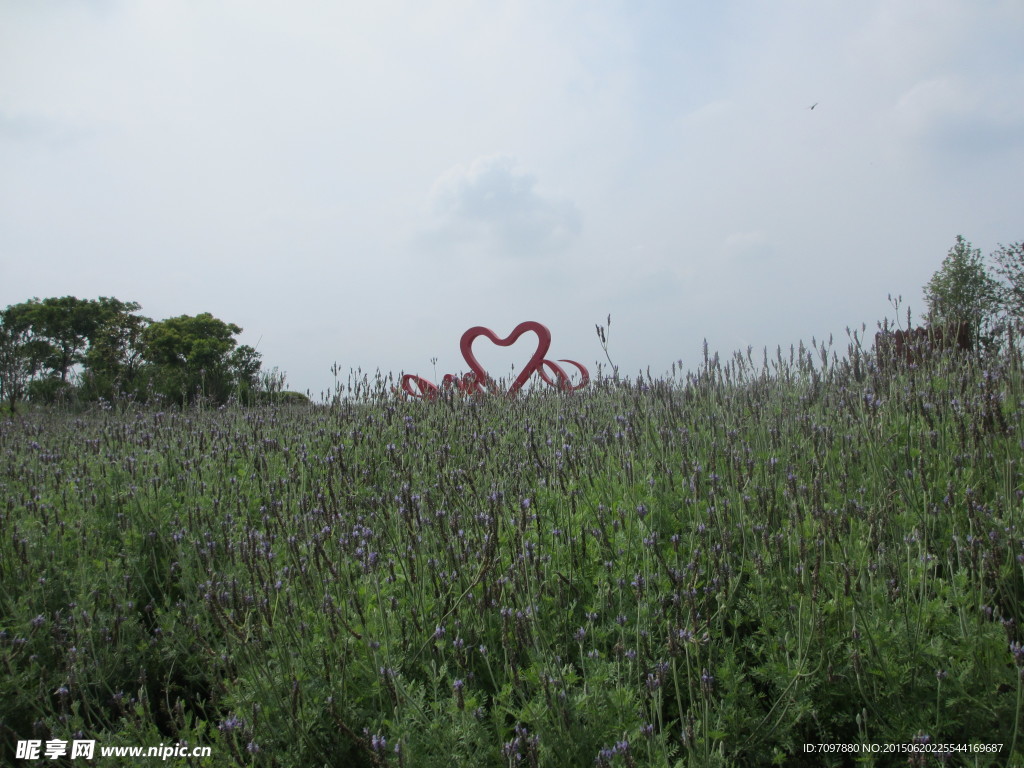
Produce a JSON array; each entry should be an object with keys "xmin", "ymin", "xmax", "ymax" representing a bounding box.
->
[
  {"xmin": 460, "ymin": 321, "xmax": 552, "ymax": 396},
  {"xmin": 538, "ymin": 359, "xmax": 590, "ymax": 391}
]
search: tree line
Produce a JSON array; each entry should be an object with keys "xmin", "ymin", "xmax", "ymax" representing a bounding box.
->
[
  {"xmin": 0, "ymin": 297, "xmax": 282, "ymax": 412},
  {"xmin": 0, "ymin": 236, "xmax": 1020, "ymax": 412}
]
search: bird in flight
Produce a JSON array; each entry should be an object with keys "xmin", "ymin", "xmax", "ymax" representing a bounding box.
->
[{"xmin": 809, "ymin": 102, "xmax": 818, "ymax": 110}]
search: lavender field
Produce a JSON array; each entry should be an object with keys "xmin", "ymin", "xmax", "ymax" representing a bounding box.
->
[{"xmin": 2, "ymin": 339, "xmax": 1023, "ymax": 767}]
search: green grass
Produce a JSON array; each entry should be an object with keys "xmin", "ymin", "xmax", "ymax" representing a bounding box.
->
[{"xmin": 2, "ymin": 339, "xmax": 1023, "ymax": 766}]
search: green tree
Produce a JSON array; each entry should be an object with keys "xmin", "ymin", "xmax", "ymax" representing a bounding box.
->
[
  {"xmin": 80, "ymin": 298, "xmax": 150, "ymax": 400},
  {"xmin": 0, "ymin": 309, "xmax": 38, "ymax": 413},
  {"xmin": 229, "ymin": 344, "xmax": 262, "ymax": 402},
  {"xmin": 2, "ymin": 296, "xmax": 152, "ymax": 403},
  {"xmin": 991, "ymin": 241, "xmax": 1024, "ymax": 320},
  {"xmin": 7, "ymin": 296, "xmax": 100, "ymax": 382},
  {"xmin": 141, "ymin": 312, "xmax": 260, "ymax": 404},
  {"xmin": 923, "ymin": 235, "xmax": 999, "ymax": 340}
]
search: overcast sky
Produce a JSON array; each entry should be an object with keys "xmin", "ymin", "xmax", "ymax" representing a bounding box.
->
[{"xmin": 2, "ymin": 1, "xmax": 1022, "ymax": 398}]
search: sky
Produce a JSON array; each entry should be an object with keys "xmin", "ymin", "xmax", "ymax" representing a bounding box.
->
[{"xmin": 2, "ymin": 0, "xmax": 1023, "ymax": 398}]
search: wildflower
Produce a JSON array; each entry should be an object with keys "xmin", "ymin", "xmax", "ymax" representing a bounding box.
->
[
  {"xmin": 1011, "ymin": 642, "xmax": 1024, "ymax": 667},
  {"xmin": 700, "ymin": 668, "xmax": 715, "ymax": 695}
]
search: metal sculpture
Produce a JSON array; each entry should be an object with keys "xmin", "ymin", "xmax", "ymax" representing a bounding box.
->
[{"xmin": 400, "ymin": 321, "xmax": 589, "ymax": 398}]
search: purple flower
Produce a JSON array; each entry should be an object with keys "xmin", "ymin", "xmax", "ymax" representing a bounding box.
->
[
  {"xmin": 1011, "ymin": 642, "xmax": 1024, "ymax": 666},
  {"xmin": 700, "ymin": 668, "xmax": 715, "ymax": 694}
]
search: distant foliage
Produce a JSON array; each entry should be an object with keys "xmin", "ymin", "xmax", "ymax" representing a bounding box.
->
[
  {"xmin": 923, "ymin": 236, "xmax": 1000, "ymax": 346},
  {"xmin": 0, "ymin": 317, "xmax": 35, "ymax": 412},
  {"xmin": 991, "ymin": 241, "xmax": 1024, "ymax": 324},
  {"xmin": 141, "ymin": 312, "xmax": 260, "ymax": 405},
  {"xmin": 0, "ymin": 297, "xmax": 273, "ymax": 410}
]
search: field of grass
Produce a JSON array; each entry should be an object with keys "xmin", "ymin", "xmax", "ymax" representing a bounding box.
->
[{"xmin": 2, "ymin": 337, "xmax": 1023, "ymax": 767}]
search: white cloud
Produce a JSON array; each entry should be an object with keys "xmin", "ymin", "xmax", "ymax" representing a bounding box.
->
[
  {"xmin": 724, "ymin": 230, "xmax": 773, "ymax": 263},
  {"xmin": 0, "ymin": 110, "xmax": 84, "ymax": 147},
  {"xmin": 893, "ymin": 76, "xmax": 1024, "ymax": 163},
  {"xmin": 422, "ymin": 155, "xmax": 581, "ymax": 258}
]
